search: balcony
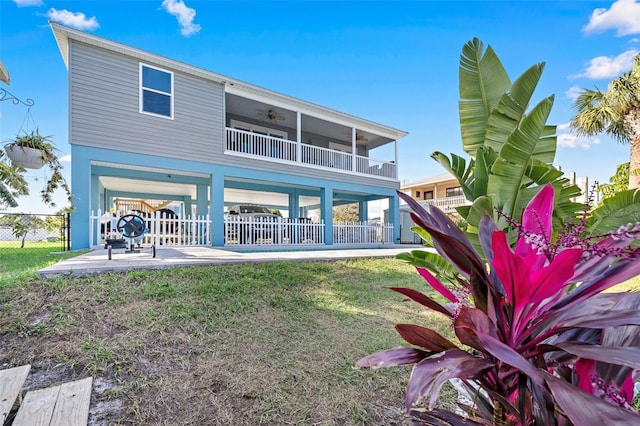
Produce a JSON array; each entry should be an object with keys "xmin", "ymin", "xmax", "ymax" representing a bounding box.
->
[
  {"xmin": 225, "ymin": 128, "xmax": 397, "ymax": 179},
  {"xmin": 421, "ymin": 194, "xmax": 470, "ymax": 213}
]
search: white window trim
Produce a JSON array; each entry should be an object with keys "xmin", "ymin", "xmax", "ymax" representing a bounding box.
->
[
  {"xmin": 230, "ymin": 119, "xmax": 288, "ymax": 139},
  {"xmin": 139, "ymin": 63, "xmax": 174, "ymax": 120}
]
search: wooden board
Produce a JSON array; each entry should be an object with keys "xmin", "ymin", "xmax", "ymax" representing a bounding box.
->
[
  {"xmin": 12, "ymin": 385, "xmax": 59, "ymax": 426},
  {"xmin": 50, "ymin": 377, "xmax": 93, "ymax": 426},
  {"xmin": 0, "ymin": 364, "xmax": 31, "ymax": 423},
  {"xmin": 12, "ymin": 377, "xmax": 93, "ymax": 426}
]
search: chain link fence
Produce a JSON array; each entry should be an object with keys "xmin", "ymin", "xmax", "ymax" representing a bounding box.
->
[{"xmin": 0, "ymin": 212, "xmax": 70, "ymax": 253}]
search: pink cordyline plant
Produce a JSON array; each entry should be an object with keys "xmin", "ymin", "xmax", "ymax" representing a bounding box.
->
[{"xmin": 357, "ymin": 184, "xmax": 640, "ymax": 425}]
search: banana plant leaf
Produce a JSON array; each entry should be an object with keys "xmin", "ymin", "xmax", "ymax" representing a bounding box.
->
[{"xmin": 459, "ymin": 38, "xmax": 511, "ymax": 158}]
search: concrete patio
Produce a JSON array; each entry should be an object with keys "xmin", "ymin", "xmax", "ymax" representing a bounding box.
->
[{"xmin": 38, "ymin": 245, "xmax": 424, "ymax": 278}]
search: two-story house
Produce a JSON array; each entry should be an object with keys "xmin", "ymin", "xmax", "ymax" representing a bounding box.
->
[{"xmin": 50, "ymin": 22, "xmax": 408, "ymax": 249}]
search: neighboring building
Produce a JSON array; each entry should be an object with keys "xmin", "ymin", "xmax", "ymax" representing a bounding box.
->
[
  {"xmin": 400, "ymin": 172, "xmax": 468, "ymax": 212},
  {"xmin": 50, "ymin": 22, "xmax": 408, "ymax": 249},
  {"xmin": 398, "ymin": 172, "xmax": 470, "ymax": 243}
]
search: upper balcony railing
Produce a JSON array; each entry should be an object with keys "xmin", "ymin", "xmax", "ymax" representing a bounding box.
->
[
  {"xmin": 225, "ymin": 128, "xmax": 397, "ymax": 179},
  {"xmin": 419, "ymin": 194, "xmax": 470, "ymax": 213}
]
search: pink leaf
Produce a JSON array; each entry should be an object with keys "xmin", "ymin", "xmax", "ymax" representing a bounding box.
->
[
  {"xmin": 516, "ymin": 184, "xmax": 554, "ymax": 259},
  {"xmin": 529, "ymin": 248, "xmax": 582, "ymax": 304},
  {"xmin": 416, "ymin": 267, "xmax": 458, "ymax": 303},
  {"xmin": 491, "ymin": 230, "xmax": 531, "ymax": 313}
]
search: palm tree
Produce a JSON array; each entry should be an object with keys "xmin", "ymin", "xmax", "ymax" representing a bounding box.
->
[{"xmin": 570, "ymin": 54, "xmax": 640, "ymax": 189}]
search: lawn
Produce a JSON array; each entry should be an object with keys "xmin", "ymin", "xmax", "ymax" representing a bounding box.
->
[
  {"xmin": 0, "ymin": 250, "xmax": 456, "ymax": 425},
  {"xmin": 1, "ymin": 247, "xmax": 638, "ymax": 425}
]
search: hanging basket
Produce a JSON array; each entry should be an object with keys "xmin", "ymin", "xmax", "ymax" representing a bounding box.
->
[{"xmin": 5, "ymin": 144, "xmax": 46, "ymax": 169}]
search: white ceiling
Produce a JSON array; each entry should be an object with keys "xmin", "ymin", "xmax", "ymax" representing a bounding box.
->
[
  {"xmin": 225, "ymin": 93, "xmax": 392, "ymax": 150},
  {"xmin": 99, "ymin": 176, "xmax": 320, "ymax": 209}
]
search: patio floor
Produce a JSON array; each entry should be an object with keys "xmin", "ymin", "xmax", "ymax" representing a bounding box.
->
[{"xmin": 38, "ymin": 245, "xmax": 423, "ymax": 278}]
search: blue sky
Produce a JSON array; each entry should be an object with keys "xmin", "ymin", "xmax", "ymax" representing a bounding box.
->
[{"xmin": 1, "ymin": 0, "xmax": 640, "ymax": 213}]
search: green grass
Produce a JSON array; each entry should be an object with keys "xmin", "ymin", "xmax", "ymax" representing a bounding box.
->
[
  {"xmin": 0, "ymin": 242, "xmax": 88, "ymax": 286},
  {"xmin": 1, "ymin": 247, "xmax": 638, "ymax": 424},
  {"xmin": 0, "ymin": 257, "xmax": 447, "ymax": 425}
]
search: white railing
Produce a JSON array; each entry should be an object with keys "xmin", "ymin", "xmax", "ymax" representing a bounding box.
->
[
  {"xmin": 333, "ymin": 221, "xmax": 394, "ymax": 245},
  {"xmin": 226, "ymin": 128, "xmax": 297, "ymax": 162},
  {"xmin": 420, "ymin": 195, "xmax": 470, "ymax": 213},
  {"xmin": 355, "ymin": 156, "xmax": 396, "ymax": 178},
  {"xmin": 224, "ymin": 216, "xmax": 325, "ymax": 246},
  {"xmin": 301, "ymin": 145, "xmax": 352, "ymax": 172},
  {"xmin": 90, "ymin": 210, "xmax": 211, "ymax": 248},
  {"xmin": 225, "ymin": 128, "xmax": 397, "ymax": 179}
]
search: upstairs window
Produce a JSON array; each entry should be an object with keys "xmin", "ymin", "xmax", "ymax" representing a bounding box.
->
[
  {"xmin": 140, "ymin": 64, "xmax": 173, "ymax": 118},
  {"xmin": 415, "ymin": 191, "xmax": 421, "ymax": 198},
  {"xmin": 446, "ymin": 186, "xmax": 463, "ymax": 197}
]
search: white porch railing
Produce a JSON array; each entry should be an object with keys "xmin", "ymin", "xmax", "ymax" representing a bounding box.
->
[
  {"xmin": 333, "ymin": 221, "xmax": 394, "ymax": 245},
  {"xmin": 421, "ymin": 195, "xmax": 469, "ymax": 213},
  {"xmin": 225, "ymin": 128, "xmax": 397, "ymax": 179},
  {"xmin": 224, "ymin": 216, "xmax": 325, "ymax": 246},
  {"xmin": 226, "ymin": 128, "xmax": 298, "ymax": 162},
  {"xmin": 90, "ymin": 210, "xmax": 211, "ymax": 248}
]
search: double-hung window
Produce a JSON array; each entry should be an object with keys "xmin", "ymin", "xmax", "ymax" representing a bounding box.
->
[{"xmin": 140, "ymin": 63, "xmax": 173, "ymax": 118}]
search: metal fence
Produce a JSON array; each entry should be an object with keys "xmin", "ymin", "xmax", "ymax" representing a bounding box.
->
[{"xmin": 0, "ymin": 212, "xmax": 70, "ymax": 252}]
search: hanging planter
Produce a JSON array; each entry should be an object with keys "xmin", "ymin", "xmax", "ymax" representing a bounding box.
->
[
  {"xmin": 5, "ymin": 144, "xmax": 47, "ymax": 169},
  {"xmin": 2, "ymin": 129, "xmax": 73, "ymax": 208},
  {"xmin": 4, "ymin": 130, "xmax": 54, "ymax": 169}
]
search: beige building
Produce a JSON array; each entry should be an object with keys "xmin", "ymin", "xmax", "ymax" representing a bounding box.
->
[
  {"xmin": 400, "ymin": 172, "xmax": 467, "ymax": 209},
  {"xmin": 398, "ymin": 172, "xmax": 470, "ymax": 243}
]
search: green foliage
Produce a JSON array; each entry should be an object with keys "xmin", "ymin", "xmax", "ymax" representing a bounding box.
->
[
  {"xmin": 2, "ymin": 129, "xmax": 72, "ymax": 208},
  {"xmin": 599, "ymin": 162, "xmax": 629, "ymax": 200},
  {"xmin": 432, "ymin": 38, "xmax": 583, "ymax": 252}
]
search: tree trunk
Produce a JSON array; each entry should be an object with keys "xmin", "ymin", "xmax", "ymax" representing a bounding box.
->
[
  {"xmin": 625, "ymin": 109, "xmax": 640, "ymax": 189},
  {"xmin": 630, "ymin": 135, "xmax": 640, "ymax": 189}
]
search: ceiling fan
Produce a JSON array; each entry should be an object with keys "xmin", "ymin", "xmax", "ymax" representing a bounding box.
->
[
  {"xmin": 258, "ymin": 109, "xmax": 285, "ymax": 124},
  {"xmin": 348, "ymin": 133, "xmax": 368, "ymax": 142}
]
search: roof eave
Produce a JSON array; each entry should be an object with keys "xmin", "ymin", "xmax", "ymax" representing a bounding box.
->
[{"xmin": 49, "ymin": 21, "xmax": 408, "ymax": 140}]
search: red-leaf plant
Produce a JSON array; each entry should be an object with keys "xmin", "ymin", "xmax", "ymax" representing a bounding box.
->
[{"xmin": 357, "ymin": 184, "xmax": 640, "ymax": 425}]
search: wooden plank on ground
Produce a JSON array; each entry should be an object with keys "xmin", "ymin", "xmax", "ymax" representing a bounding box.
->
[
  {"xmin": 49, "ymin": 377, "xmax": 93, "ymax": 426},
  {"xmin": 12, "ymin": 385, "xmax": 60, "ymax": 426},
  {"xmin": 0, "ymin": 364, "xmax": 31, "ymax": 423}
]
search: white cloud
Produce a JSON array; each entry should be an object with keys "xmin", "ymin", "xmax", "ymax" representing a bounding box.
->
[
  {"xmin": 575, "ymin": 49, "xmax": 639, "ymax": 79},
  {"xmin": 161, "ymin": 0, "xmax": 201, "ymax": 37},
  {"xmin": 13, "ymin": 0, "xmax": 43, "ymax": 7},
  {"xmin": 59, "ymin": 154, "xmax": 71, "ymax": 163},
  {"xmin": 566, "ymin": 85, "xmax": 582, "ymax": 101},
  {"xmin": 557, "ymin": 123, "xmax": 601, "ymax": 150},
  {"xmin": 583, "ymin": 0, "xmax": 640, "ymax": 36},
  {"xmin": 46, "ymin": 9, "xmax": 99, "ymax": 31}
]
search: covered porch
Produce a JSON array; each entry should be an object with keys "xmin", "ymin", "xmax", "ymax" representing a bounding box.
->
[
  {"xmin": 224, "ymin": 92, "xmax": 402, "ymax": 180},
  {"xmin": 86, "ymin": 161, "xmax": 397, "ymax": 249}
]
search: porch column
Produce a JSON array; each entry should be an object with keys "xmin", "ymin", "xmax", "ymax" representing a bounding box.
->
[
  {"xmin": 296, "ymin": 111, "xmax": 302, "ymax": 163},
  {"xmin": 394, "ymin": 140, "xmax": 398, "ymax": 179},
  {"xmin": 388, "ymin": 193, "xmax": 400, "ymax": 244},
  {"xmin": 321, "ymin": 185, "xmax": 334, "ymax": 245},
  {"xmin": 70, "ymin": 146, "xmax": 91, "ymax": 249},
  {"xmin": 196, "ymin": 184, "xmax": 208, "ymax": 216},
  {"xmin": 183, "ymin": 196, "xmax": 192, "ymax": 218},
  {"xmin": 210, "ymin": 174, "xmax": 225, "ymax": 247},
  {"xmin": 352, "ymin": 127, "xmax": 357, "ymax": 172},
  {"xmin": 358, "ymin": 200, "xmax": 367, "ymax": 222},
  {"xmin": 90, "ymin": 174, "xmax": 100, "ymax": 246},
  {"xmin": 288, "ymin": 193, "xmax": 299, "ymax": 220}
]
